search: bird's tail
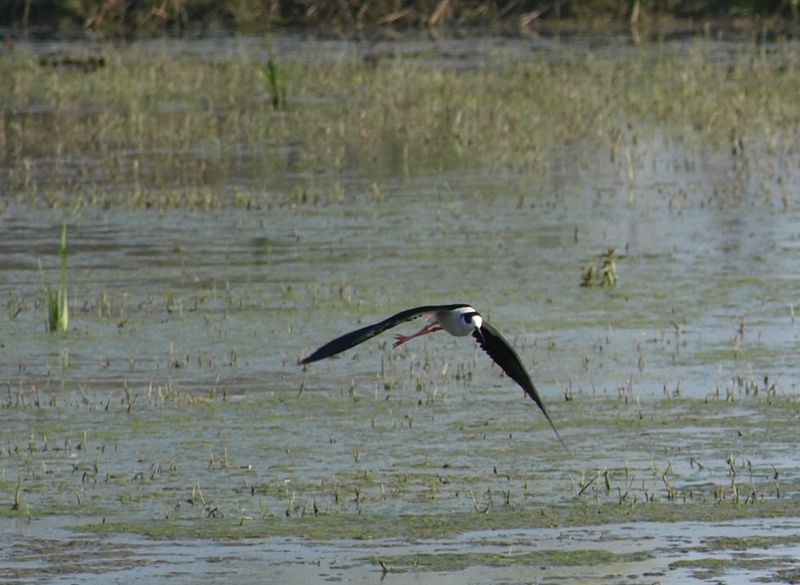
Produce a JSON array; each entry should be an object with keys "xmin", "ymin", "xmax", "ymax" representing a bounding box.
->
[{"xmin": 542, "ymin": 409, "xmax": 568, "ymax": 452}]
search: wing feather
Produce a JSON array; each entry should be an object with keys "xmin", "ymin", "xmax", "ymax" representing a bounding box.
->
[
  {"xmin": 473, "ymin": 322, "xmax": 565, "ymax": 446},
  {"xmin": 300, "ymin": 304, "xmax": 470, "ymax": 365}
]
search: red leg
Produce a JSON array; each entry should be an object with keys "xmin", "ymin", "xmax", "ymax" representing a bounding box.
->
[{"xmin": 393, "ymin": 323, "xmax": 441, "ymax": 348}]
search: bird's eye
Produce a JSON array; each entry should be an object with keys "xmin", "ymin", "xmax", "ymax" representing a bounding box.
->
[{"xmin": 462, "ymin": 314, "xmax": 472, "ymax": 323}]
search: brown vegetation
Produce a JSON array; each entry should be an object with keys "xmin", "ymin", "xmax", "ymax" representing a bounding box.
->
[{"xmin": 1, "ymin": 1, "xmax": 798, "ymax": 35}]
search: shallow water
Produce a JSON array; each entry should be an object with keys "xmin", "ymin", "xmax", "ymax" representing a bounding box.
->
[
  {"xmin": 2, "ymin": 33, "xmax": 800, "ymax": 584},
  {"xmin": 5, "ymin": 515, "xmax": 800, "ymax": 584}
]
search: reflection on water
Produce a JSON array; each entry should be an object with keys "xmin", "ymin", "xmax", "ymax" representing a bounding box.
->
[{"xmin": 2, "ymin": 34, "xmax": 800, "ymax": 585}]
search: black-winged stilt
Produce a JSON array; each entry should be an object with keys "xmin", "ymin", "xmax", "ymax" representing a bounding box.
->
[{"xmin": 300, "ymin": 304, "xmax": 564, "ymax": 445}]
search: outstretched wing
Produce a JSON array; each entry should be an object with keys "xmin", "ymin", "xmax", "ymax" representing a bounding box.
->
[
  {"xmin": 300, "ymin": 304, "xmax": 470, "ymax": 365},
  {"xmin": 473, "ymin": 321, "xmax": 565, "ymax": 447}
]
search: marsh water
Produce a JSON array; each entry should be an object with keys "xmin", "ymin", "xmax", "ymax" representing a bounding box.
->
[{"xmin": 2, "ymin": 33, "xmax": 800, "ymax": 584}]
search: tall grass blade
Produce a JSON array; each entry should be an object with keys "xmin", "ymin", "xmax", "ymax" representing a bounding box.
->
[
  {"xmin": 259, "ymin": 58, "xmax": 287, "ymax": 111},
  {"xmin": 57, "ymin": 223, "xmax": 69, "ymax": 332}
]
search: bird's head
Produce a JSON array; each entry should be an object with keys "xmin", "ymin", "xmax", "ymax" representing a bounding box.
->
[{"xmin": 461, "ymin": 311, "xmax": 483, "ymax": 335}]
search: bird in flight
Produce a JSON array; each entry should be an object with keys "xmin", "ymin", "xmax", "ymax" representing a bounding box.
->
[{"xmin": 300, "ymin": 304, "xmax": 564, "ymax": 445}]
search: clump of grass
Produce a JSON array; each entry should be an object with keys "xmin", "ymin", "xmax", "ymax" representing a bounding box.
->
[
  {"xmin": 259, "ymin": 58, "xmax": 287, "ymax": 111},
  {"xmin": 601, "ymin": 249, "xmax": 618, "ymax": 287},
  {"xmin": 41, "ymin": 223, "xmax": 70, "ymax": 333},
  {"xmin": 581, "ymin": 249, "xmax": 618, "ymax": 287}
]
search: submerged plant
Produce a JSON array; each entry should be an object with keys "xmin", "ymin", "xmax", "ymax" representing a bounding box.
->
[{"xmin": 42, "ymin": 223, "xmax": 70, "ymax": 333}]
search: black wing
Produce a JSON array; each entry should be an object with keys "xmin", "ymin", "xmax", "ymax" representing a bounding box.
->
[
  {"xmin": 300, "ymin": 304, "xmax": 471, "ymax": 365},
  {"xmin": 473, "ymin": 321, "xmax": 565, "ymax": 447}
]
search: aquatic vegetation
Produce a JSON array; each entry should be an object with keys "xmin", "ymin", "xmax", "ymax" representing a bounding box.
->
[
  {"xmin": 3, "ymin": 383, "xmax": 798, "ymax": 529},
  {"xmin": 601, "ymin": 249, "xmax": 617, "ymax": 287},
  {"xmin": 581, "ymin": 249, "xmax": 618, "ymax": 287},
  {"xmin": 0, "ymin": 41, "xmax": 797, "ymax": 210},
  {"xmin": 40, "ymin": 223, "xmax": 69, "ymax": 333}
]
